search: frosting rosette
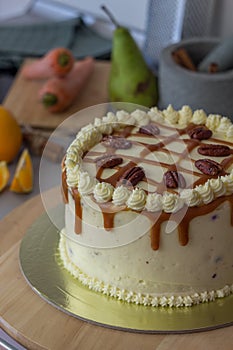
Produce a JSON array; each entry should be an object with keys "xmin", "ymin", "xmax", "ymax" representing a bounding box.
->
[
  {"xmin": 78, "ymin": 171, "xmax": 97, "ymax": 195},
  {"xmin": 180, "ymin": 188, "xmax": 202, "ymax": 207},
  {"xmin": 112, "ymin": 185, "xmax": 131, "ymax": 206},
  {"xmin": 127, "ymin": 188, "xmax": 147, "ymax": 211},
  {"xmin": 116, "ymin": 110, "xmax": 135, "ymax": 125},
  {"xmin": 209, "ymin": 177, "xmax": 226, "ymax": 198},
  {"xmin": 145, "ymin": 192, "xmax": 163, "ymax": 212},
  {"xmin": 162, "ymin": 192, "xmax": 184, "ymax": 213},
  {"xmin": 206, "ymin": 114, "xmax": 221, "ymax": 130},
  {"xmin": 93, "ymin": 182, "xmax": 114, "ymax": 203},
  {"xmin": 66, "ymin": 165, "xmax": 80, "ymax": 187},
  {"xmin": 192, "ymin": 109, "xmax": 207, "ymax": 125},
  {"xmin": 163, "ymin": 105, "xmax": 179, "ymax": 124},
  {"xmin": 94, "ymin": 117, "xmax": 113, "ymax": 135},
  {"xmin": 131, "ymin": 109, "xmax": 150, "ymax": 126},
  {"xmin": 196, "ymin": 182, "xmax": 214, "ymax": 204},
  {"xmin": 178, "ymin": 105, "xmax": 192, "ymax": 126},
  {"xmin": 148, "ymin": 107, "xmax": 164, "ymax": 123}
]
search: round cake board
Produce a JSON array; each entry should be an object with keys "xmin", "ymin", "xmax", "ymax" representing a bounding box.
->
[{"xmin": 19, "ymin": 209, "xmax": 233, "ymax": 334}]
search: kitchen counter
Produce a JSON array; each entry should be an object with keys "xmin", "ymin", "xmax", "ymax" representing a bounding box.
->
[{"xmin": 1, "ymin": 55, "xmax": 233, "ymax": 350}]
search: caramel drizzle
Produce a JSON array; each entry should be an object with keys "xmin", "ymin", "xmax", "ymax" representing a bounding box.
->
[
  {"xmin": 98, "ymin": 202, "xmax": 123, "ymax": 230},
  {"xmin": 63, "ymin": 122, "xmax": 233, "ymax": 249},
  {"xmin": 72, "ymin": 188, "xmax": 82, "ymax": 234},
  {"xmin": 61, "ymin": 162, "xmax": 68, "ymax": 204},
  {"xmin": 146, "ymin": 196, "xmax": 233, "ymax": 250}
]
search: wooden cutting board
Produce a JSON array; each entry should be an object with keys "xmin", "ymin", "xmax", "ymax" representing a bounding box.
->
[
  {"xmin": 3, "ymin": 59, "xmax": 111, "ymax": 129},
  {"xmin": 0, "ymin": 193, "xmax": 233, "ymax": 350}
]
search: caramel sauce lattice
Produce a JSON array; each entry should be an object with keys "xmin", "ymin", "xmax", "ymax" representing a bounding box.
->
[{"xmin": 64, "ymin": 122, "xmax": 233, "ymax": 250}]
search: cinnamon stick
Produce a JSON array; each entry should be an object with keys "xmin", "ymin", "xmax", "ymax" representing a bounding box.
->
[
  {"xmin": 208, "ymin": 62, "xmax": 219, "ymax": 73},
  {"xmin": 172, "ymin": 48, "xmax": 197, "ymax": 71}
]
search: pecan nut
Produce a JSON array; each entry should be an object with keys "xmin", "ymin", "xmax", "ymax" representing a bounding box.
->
[
  {"xmin": 187, "ymin": 126, "xmax": 212, "ymax": 140},
  {"xmin": 195, "ymin": 158, "xmax": 222, "ymax": 175},
  {"xmin": 139, "ymin": 124, "xmax": 160, "ymax": 136},
  {"xmin": 102, "ymin": 136, "xmax": 132, "ymax": 149},
  {"xmin": 96, "ymin": 154, "xmax": 123, "ymax": 168},
  {"xmin": 119, "ymin": 166, "xmax": 145, "ymax": 186},
  {"xmin": 198, "ymin": 144, "xmax": 231, "ymax": 157},
  {"xmin": 164, "ymin": 170, "xmax": 186, "ymax": 189}
]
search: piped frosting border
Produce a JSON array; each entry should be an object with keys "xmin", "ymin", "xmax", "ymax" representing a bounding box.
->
[
  {"xmin": 59, "ymin": 233, "xmax": 233, "ymax": 308},
  {"xmin": 64, "ymin": 105, "xmax": 233, "ymax": 213}
]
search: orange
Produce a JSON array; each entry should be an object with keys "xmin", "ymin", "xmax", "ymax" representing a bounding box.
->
[
  {"xmin": 0, "ymin": 161, "xmax": 10, "ymax": 192},
  {"xmin": 10, "ymin": 148, "xmax": 33, "ymax": 193},
  {"xmin": 0, "ymin": 105, "xmax": 22, "ymax": 163}
]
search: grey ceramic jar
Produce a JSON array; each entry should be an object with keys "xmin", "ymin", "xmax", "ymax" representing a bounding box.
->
[{"xmin": 158, "ymin": 38, "xmax": 233, "ymax": 119}]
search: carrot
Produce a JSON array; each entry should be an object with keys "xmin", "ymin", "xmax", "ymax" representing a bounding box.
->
[
  {"xmin": 22, "ymin": 47, "xmax": 75, "ymax": 79},
  {"xmin": 38, "ymin": 56, "xmax": 95, "ymax": 113}
]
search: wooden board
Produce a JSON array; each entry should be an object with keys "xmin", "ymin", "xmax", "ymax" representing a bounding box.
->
[
  {"xmin": 3, "ymin": 59, "xmax": 110, "ymax": 129},
  {"xmin": 0, "ymin": 192, "xmax": 233, "ymax": 350}
]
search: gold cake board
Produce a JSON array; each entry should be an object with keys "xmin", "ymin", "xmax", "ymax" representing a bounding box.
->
[
  {"xmin": 20, "ymin": 212, "xmax": 233, "ymax": 333},
  {"xmin": 0, "ymin": 193, "xmax": 233, "ymax": 350}
]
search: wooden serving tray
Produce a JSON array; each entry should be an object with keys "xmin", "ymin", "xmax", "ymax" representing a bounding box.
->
[
  {"xmin": 3, "ymin": 59, "xmax": 111, "ymax": 129},
  {"xmin": 0, "ymin": 193, "xmax": 233, "ymax": 350}
]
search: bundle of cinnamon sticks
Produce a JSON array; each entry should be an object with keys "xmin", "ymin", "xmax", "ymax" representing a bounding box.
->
[{"xmin": 172, "ymin": 48, "xmax": 218, "ymax": 73}]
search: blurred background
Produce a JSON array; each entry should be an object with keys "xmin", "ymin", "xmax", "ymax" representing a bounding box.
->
[
  {"xmin": 1, "ymin": 0, "xmax": 233, "ymax": 97},
  {"xmin": 1, "ymin": 1, "xmax": 233, "ymax": 62},
  {"xmin": 1, "ymin": 0, "xmax": 233, "ymax": 101}
]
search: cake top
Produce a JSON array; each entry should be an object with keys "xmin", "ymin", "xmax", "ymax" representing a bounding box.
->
[{"xmin": 63, "ymin": 105, "xmax": 233, "ymax": 214}]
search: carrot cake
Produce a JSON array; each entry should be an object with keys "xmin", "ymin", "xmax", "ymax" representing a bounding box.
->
[{"xmin": 59, "ymin": 105, "xmax": 233, "ymax": 307}]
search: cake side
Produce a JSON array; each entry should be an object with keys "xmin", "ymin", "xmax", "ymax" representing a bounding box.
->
[{"xmin": 59, "ymin": 230, "xmax": 233, "ymax": 307}]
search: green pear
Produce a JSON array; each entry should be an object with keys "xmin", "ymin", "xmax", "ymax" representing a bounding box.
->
[{"xmin": 102, "ymin": 6, "xmax": 158, "ymax": 108}]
